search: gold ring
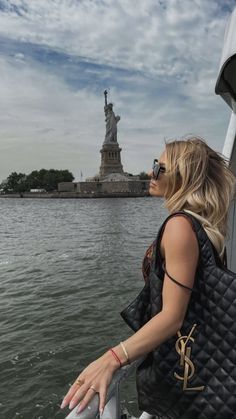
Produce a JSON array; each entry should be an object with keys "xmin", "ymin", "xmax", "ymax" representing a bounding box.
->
[
  {"xmin": 89, "ymin": 385, "xmax": 97, "ymax": 393},
  {"xmin": 75, "ymin": 378, "xmax": 83, "ymax": 386}
]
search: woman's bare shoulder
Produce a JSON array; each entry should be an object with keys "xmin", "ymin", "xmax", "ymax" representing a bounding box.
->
[
  {"xmin": 161, "ymin": 215, "xmax": 198, "ymax": 258},
  {"xmin": 164, "ymin": 214, "xmax": 195, "ymax": 234}
]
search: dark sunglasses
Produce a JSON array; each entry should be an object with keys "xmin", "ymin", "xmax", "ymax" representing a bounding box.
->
[{"xmin": 152, "ymin": 159, "xmax": 166, "ymax": 180}]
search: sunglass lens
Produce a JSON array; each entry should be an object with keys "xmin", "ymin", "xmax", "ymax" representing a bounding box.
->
[{"xmin": 152, "ymin": 163, "xmax": 160, "ymax": 180}]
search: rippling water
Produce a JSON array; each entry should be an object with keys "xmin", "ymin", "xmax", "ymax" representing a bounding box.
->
[{"xmin": 0, "ymin": 197, "xmax": 168, "ymax": 419}]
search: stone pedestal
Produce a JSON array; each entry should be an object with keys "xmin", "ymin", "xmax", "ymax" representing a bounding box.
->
[{"xmin": 99, "ymin": 143, "xmax": 124, "ymax": 178}]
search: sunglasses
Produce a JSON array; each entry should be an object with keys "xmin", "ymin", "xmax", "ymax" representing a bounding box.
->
[{"xmin": 152, "ymin": 159, "xmax": 166, "ymax": 180}]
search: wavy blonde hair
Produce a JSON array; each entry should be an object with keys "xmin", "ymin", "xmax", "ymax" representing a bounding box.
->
[{"xmin": 163, "ymin": 137, "xmax": 236, "ymax": 258}]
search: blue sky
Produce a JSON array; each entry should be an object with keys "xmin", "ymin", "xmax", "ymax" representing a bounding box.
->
[{"xmin": 0, "ymin": 0, "xmax": 235, "ymax": 182}]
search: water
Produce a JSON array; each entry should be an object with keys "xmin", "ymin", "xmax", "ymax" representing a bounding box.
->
[{"xmin": 0, "ymin": 197, "xmax": 168, "ymax": 419}]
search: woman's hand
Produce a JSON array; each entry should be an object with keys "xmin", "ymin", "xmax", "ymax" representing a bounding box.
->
[{"xmin": 60, "ymin": 351, "xmax": 120, "ymax": 415}]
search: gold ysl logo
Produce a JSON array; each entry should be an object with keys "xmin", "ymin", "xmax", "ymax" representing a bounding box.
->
[{"xmin": 174, "ymin": 324, "xmax": 205, "ymax": 391}]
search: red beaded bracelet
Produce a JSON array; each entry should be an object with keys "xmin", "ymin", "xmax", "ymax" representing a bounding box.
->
[{"xmin": 109, "ymin": 348, "xmax": 122, "ymax": 368}]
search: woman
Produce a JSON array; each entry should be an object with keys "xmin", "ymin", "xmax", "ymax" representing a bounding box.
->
[{"xmin": 60, "ymin": 137, "xmax": 236, "ymax": 417}]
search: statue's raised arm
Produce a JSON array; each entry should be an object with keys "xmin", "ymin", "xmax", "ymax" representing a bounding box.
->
[{"xmin": 104, "ymin": 90, "xmax": 108, "ymax": 107}]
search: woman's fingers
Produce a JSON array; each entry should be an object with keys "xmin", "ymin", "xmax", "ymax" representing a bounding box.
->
[
  {"xmin": 60, "ymin": 377, "xmax": 84, "ymax": 409},
  {"xmin": 68, "ymin": 384, "xmax": 89, "ymax": 410},
  {"xmin": 76, "ymin": 386, "xmax": 100, "ymax": 414},
  {"xmin": 76, "ymin": 384, "xmax": 107, "ymax": 415},
  {"xmin": 98, "ymin": 385, "xmax": 107, "ymax": 416},
  {"xmin": 61, "ymin": 380, "xmax": 109, "ymax": 413}
]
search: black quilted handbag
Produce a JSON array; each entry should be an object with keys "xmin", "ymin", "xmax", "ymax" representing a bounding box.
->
[{"xmin": 121, "ymin": 211, "xmax": 236, "ymax": 419}]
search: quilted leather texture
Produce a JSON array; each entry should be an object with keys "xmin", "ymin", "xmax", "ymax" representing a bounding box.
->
[{"xmin": 120, "ymin": 211, "xmax": 236, "ymax": 419}]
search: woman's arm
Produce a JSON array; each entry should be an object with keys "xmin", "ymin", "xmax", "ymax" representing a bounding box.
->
[
  {"xmin": 113, "ymin": 216, "xmax": 199, "ymax": 362},
  {"xmin": 60, "ymin": 216, "xmax": 199, "ymax": 414}
]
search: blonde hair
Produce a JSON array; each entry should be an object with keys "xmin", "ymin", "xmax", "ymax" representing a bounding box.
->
[{"xmin": 163, "ymin": 137, "xmax": 236, "ymax": 258}]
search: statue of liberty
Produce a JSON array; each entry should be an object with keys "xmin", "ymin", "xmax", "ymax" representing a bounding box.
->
[{"xmin": 103, "ymin": 90, "xmax": 120, "ymax": 144}]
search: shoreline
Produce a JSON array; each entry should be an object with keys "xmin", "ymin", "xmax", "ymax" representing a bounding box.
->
[{"xmin": 0, "ymin": 191, "xmax": 150, "ymax": 199}]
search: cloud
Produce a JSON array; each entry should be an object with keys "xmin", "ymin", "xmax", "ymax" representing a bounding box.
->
[
  {"xmin": 0, "ymin": 0, "xmax": 234, "ymax": 181},
  {"xmin": 0, "ymin": 55, "xmax": 106, "ymax": 180},
  {"xmin": 0, "ymin": 0, "xmax": 230, "ymax": 79}
]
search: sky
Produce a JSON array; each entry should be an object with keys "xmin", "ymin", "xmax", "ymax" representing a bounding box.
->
[{"xmin": 0, "ymin": 0, "xmax": 235, "ymax": 182}]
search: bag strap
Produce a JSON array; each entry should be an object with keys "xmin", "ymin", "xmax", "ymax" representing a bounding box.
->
[
  {"xmin": 162, "ymin": 262, "xmax": 195, "ymax": 292},
  {"xmin": 223, "ymin": 246, "xmax": 228, "ymax": 268}
]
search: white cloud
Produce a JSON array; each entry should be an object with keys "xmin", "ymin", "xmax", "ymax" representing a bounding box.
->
[
  {"xmin": 0, "ymin": 0, "xmax": 234, "ymax": 181},
  {"xmin": 0, "ymin": 0, "xmax": 229, "ymax": 79},
  {"xmin": 0, "ymin": 56, "xmax": 106, "ymax": 180}
]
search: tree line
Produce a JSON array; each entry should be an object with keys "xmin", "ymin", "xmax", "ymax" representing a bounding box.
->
[
  {"xmin": 1, "ymin": 169, "xmax": 74, "ymax": 193},
  {"xmin": 139, "ymin": 171, "xmax": 149, "ymax": 180}
]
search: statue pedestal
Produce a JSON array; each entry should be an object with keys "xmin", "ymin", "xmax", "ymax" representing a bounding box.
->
[{"xmin": 99, "ymin": 143, "xmax": 124, "ymax": 178}]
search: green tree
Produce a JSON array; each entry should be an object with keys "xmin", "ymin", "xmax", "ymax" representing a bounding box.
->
[
  {"xmin": 3, "ymin": 172, "xmax": 26, "ymax": 192},
  {"xmin": 2, "ymin": 169, "xmax": 74, "ymax": 192},
  {"xmin": 27, "ymin": 169, "xmax": 74, "ymax": 191},
  {"xmin": 17, "ymin": 175, "xmax": 29, "ymax": 192},
  {"xmin": 27, "ymin": 170, "xmax": 41, "ymax": 190},
  {"xmin": 139, "ymin": 171, "xmax": 149, "ymax": 180},
  {"xmin": 43, "ymin": 169, "xmax": 57, "ymax": 191}
]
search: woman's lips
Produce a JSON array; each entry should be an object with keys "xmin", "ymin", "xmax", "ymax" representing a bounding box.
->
[{"xmin": 150, "ymin": 180, "xmax": 158, "ymax": 187}]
